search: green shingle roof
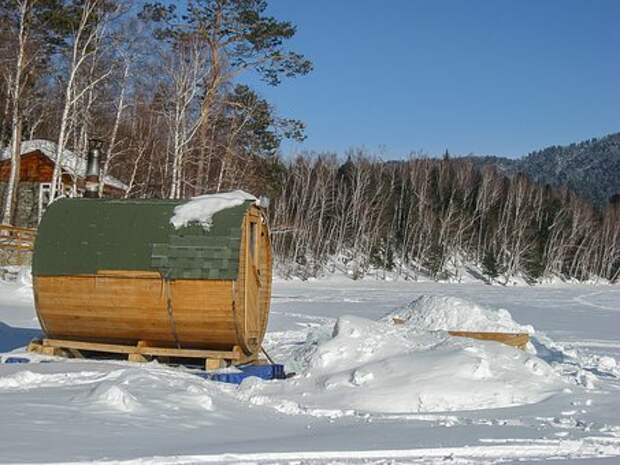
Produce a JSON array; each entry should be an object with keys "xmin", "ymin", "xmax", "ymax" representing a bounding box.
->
[{"xmin": 32, "ymin": 198, "xmax": 254, "ymax": 280}]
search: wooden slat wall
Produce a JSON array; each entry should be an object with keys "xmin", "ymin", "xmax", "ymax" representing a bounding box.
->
[
  {"xmin": 170, "ymin": 280, "xmax": 237, "ymax": 346},
  {"xmin": 0, "ymin": 151, "xmax": 54, "ymax": 182},
  {"xmin": 35, "ymin": 275, "xmax": 238, "ymax": 350}
]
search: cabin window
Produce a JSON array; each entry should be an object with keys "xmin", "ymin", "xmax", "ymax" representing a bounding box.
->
[
  {"xmin": 63, "ymin": 183, "xmax": 76, "ymax": 198},
  {"xmin": 249, "ymin": 221, "xmax": 257, "ymax": 264},
  {"xmin": 38, "ymin": 183, "xmax": 52, "ymax": 223}
]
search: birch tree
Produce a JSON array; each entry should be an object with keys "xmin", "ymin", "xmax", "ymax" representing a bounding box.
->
[
  {"xmin": 159, "ymin": 38, "xmax": 210, "ymax": 199},
  {"xmin": 0, "ymin": 0, "xmax": 65, "ymax": 224},
  {"xmin": 49, "ymin": 0, "xmax": 116, "ymax": 202}
]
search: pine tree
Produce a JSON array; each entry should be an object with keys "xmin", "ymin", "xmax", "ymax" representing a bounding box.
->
[
  {"xmin": 140, "ymin": 0, "xmax": 312, "ymax": 196},
  {"xmin": 482, "ymin": 249, "xmax": 501, "ymax": 280}
]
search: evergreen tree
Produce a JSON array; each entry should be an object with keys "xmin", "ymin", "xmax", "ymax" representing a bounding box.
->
[{"xmin": 482, "ymin": 249, "xmax": 501, "ymax": 280}]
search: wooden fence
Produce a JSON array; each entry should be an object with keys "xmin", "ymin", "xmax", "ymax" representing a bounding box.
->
[{"xmin": 0, "ymin": 224, "xmax": 36, "ymax": 252}]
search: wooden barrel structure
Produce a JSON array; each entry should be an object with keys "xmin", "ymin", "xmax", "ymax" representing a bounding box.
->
[{"xmin": 31, "ymin": 196, "xmax": 272, "ymax": 360}]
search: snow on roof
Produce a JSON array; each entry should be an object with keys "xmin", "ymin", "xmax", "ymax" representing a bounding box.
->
[
  {"xmin": 0, "ymin": 139, "xmax": 128, "ymax": 191},
  {"xmin": 170, "ymin": 189, "xmax": 257, "ymax": 230}
]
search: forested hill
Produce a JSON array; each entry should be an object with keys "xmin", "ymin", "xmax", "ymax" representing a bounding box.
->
[{"xmin": 468, "ymin": 132, "xmax": 620, "ymax": 208}]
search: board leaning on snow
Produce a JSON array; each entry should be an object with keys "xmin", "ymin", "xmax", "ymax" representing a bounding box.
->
[{"xmin": 0, "ymin": 270, "xmax": 620, "ymax": 464}]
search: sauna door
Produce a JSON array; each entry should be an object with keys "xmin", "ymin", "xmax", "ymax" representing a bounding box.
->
[{"xmin": 245, "ymin": 213, "xmax": 261, "ymax": 347}]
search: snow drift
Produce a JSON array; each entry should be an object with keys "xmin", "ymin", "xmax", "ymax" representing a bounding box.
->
[
  {"xmin": 384, "ymin": 296, "xmax": 620, "ymax": 384},
  {"xmin": 238, "ymin": 304, "xmax": 564, "ymax": 415},
  {"xmin": 381, "ymin": 295, "xmax": 534, "ymax": 334},
  {"xmin": 0, "ymin": 364, "xmax": 216, "ymax": 414},
  {"xmin": 240, "ymin": 294, "xmax": 620, "ymax": 417}
]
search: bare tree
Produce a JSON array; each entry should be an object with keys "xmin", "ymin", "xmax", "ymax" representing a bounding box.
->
[
  {"xmin": 159, "ymin": 39, "xmax": 210, "ymax": 199},
  {"xmin": 49, "ymin": 0, "xmax": 115, "ymax": 202},
  {"xmin": 1, "ymin": 0, "xmax": 32, "ymax": 224}
]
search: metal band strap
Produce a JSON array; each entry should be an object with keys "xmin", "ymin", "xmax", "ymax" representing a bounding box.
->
[{"xmin": 162, "ymin": 276, "xmax": 181, "ymax": 349}]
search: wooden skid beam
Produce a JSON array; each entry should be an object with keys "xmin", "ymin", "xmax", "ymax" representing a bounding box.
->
[
  {"xmin": 27, "ymin": 340, "xmax": 65, "ymax": 357},
  {"xmin": 205, "ymin": 358, "xmax": 224, "ymax": 371},
  {"xmin": 40, "ymin": 338, "xmax": 242, "ymax": 360}
]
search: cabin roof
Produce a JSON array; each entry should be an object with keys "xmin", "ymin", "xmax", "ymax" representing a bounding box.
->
[
  {"xmin": 32, "ymin": 198, "xmax": 257, "ymax": 280},
  {"xmin": 0, "ymin": 139, "xmax": 128, "ymax": 191}
]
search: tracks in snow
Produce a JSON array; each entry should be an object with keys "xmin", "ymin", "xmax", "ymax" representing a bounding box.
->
[
  {"xmin": 573, "ymin": 290, "xmax": 620, "ymax": 312},
  {"xmin": 25, "ymin": 437, "xmax": 620, "ymax": 465}
]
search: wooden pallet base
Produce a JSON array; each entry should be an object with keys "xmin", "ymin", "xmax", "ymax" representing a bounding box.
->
[{"xmin": 27, "ymin": 338, "xmax": 257, "ymax": 371}]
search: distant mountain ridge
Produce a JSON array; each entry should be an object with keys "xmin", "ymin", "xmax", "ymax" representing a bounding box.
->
[{"xmin": 466, "ymin": 132, "xmax": 620, "ymax": 208}]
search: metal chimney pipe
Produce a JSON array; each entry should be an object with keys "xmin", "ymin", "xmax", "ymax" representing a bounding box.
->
[
  {"xmin": 258, "ymin": 195, "xmax": 270, "ymax": 209},
  {"xmin": 84, "ymin": 139, "xmax": 102, "ymax": 198}
]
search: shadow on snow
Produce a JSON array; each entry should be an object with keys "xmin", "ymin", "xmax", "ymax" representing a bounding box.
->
[{"xmin": 0, "ymin": 322, "xmax": 41, "ymax": 353}]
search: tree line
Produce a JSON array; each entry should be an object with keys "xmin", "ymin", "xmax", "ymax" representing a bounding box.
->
[
  {"xmin": 268, "ymin": 153, "xmax": 620, "ymax": 283},
  {"xmin": 1, "ymin": 0, "xmax": 618, "ymax": 283}
]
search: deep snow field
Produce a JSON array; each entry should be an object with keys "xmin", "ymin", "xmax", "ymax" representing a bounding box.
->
[{"xmin": 1, "ymin": 272, "xmax": 620, "ymax": 465}]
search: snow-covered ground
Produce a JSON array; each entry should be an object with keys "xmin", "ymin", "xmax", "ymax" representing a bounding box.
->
[{"xmin": 1, "ymin": 273, "xmax": 619, "ymax": 464}]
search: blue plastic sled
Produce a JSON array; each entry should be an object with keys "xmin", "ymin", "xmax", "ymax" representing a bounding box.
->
[{"xmin": 196, "ymin": 364, "xmax": 286, "ymax": 384}]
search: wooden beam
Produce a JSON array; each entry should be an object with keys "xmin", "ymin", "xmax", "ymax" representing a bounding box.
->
[
  {"xmin": 448, "ymin": 331, "xmax": 529, "ymax": 349},
  {"xmin": 41, "ymin": 338, "xmax": 242, "ymax": 360},
  {"xmin": 27, "ymin": 340, "xmax": 43, "ymax": 353},
  {"xmin": 0, "ymin": 224, "xmax": 36, "ymax": 234},
  {"xmin": 96, "ymin": 270, "xmax": 162, "ymax": 279},
  {"xmin": 128, "ymin": 340, "xmax": 149, "ymax": 363},
  {"xmin": 205, "ymin": 358, "xmax": 225, "ymax": 371}
]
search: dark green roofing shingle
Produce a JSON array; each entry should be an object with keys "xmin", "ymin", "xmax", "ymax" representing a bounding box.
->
[{"xmin": 32, "ymin": 198, "xmax": 253, "ymax": 280}]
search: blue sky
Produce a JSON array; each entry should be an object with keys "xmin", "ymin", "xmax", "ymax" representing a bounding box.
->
[{"xmin": 240, "ymin": 0, "xmax": 619, "ymax": 159}]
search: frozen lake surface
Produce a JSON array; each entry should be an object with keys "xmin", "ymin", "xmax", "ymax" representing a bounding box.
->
[{"xmin": 1, "ymin": 275, "xmax": 619, "ymax": 464}]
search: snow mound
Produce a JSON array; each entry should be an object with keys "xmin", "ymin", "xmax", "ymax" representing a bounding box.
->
[
  {"xmin": 0, "ymin": 365, "xmax": 217, "ymax": 419},
  {"xmin": 238, "ymin": 315, "xmax": 563, "ymax": 415},
  {"xmin": 380, "ymin": 296, "xmax": 616, "ymax": 387},
  {"xmin": 87, "ymin": 383, "xmax": 141, "ymax": 412},
  {"xmin": 170, "ymin": 190, "xmax": 256, "ymax": 230},
  {"xmin": 382, "ymin": 295, "xmax": 534, "ymax": 334},
  {"xmin": 73, "ymin": 367, "xmax": 216, "ymax": 414},
  {"xmin": 0, "ymin": 369, "xmax": 108, "ymax": 390}
]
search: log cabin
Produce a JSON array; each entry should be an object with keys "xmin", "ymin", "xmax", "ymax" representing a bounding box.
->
[{"xmin": 0, "ymin": 140, "xmax": 127, "ymax": 227}]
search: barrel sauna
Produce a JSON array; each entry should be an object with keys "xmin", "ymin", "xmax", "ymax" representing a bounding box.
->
[{"xmin": 32, "ymin": 196, "xmax": 272, "ymax": 357}]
